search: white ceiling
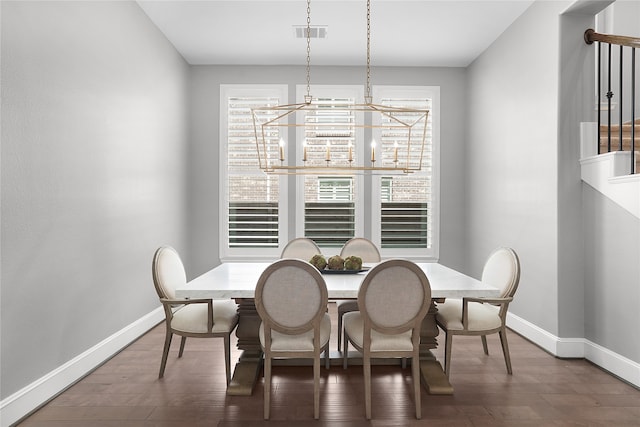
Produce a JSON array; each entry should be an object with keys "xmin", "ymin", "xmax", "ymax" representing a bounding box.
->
[{"xmin": 137, "ymin": 0, "xmax": 534, "ymax": 67}]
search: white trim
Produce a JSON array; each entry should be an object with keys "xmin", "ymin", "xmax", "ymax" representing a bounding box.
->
[
  {"xmin": 584, "ymin": 340, "xmax": 640, "ymax": 388},
  {"xmin": 507, "ymin": 312, "xmax": 640, "ymax": 388},
  {"xmin": 579, "ymin": 122, "xmax": 640, "ymax": 219},
  {"xmin": 0, "ymin": 308, "xmax": 164, "ymax": 427}
]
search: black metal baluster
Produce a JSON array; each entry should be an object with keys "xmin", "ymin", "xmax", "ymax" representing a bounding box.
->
[
  {"xmin": 632, "ymin": 48, "xmax": 636, "ymax": 174},
  {"xmin": 620, "ymin": 45, "xmax": 624, "ymax": 151},
  {"xmin": 607, "ymin": 43, "xmax": 613, "ymax": 152},
  {"xmin": 598, "ymin": 41, "xmax": 602, "ymax": 154}
]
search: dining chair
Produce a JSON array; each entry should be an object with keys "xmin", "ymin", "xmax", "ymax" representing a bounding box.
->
[
  {"xmin": 435, "ymin": 247, "xmax": 521, "ymax": 377},
  {"xmin": 255, "ymin": 258, "xmax": 331, "ymax": 420},
  {"xmin": 280, "ymin": 237, "xmax": 322, "ymax": 261},
  {"xmin": 342, "ymin": 259, "xmax": 431, "ymax": 420},
  {"xmin": 152, "ymin": 246, "xmax": 239, "ymax": 384},
  {"xmin": 336, "ymin": 237, "xmax": 381, "ymax": 350}
]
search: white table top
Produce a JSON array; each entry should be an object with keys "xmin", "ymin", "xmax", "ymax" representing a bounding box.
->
[{"xmin": 176, "ymin": 262, "xmax": 500, "ymax": 300}]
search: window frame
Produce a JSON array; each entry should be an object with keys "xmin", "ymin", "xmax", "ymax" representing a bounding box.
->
[
  {"xmin": 294, "ymin": 85, "xmax": 365, "ymax": 246},
  {"xmin": 218, "ymin": 84, "xmax": 439, "ymax": 261},
  {"xmin": 219, "ymin": 84, "xmax": 289, "ymax": 261},
  {"xmin": 370, "ymin": 85, "xmax": 440, "ymax": 261}
]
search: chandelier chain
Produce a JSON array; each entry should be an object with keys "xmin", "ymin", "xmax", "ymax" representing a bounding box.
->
[
  {"xmin": 366, "ymin": 0, "xmax": 371, "ymax": 102},
  {"xmin": 305, "ymin": 0, "xmax": 312, "ymax": 102}
]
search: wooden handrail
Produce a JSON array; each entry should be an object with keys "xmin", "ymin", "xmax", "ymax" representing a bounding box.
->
[{"xmin": 584, "ymin": 29, "xmax": 640, "ymax": 49}]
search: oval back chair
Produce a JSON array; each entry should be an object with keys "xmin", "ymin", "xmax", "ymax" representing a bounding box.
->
[
  {"xmin": 280, "ymin": 237, "xmax": 322, "ymax": 261},
  {"xmin": 342, "ymin": 259, "xmax": 431, "ymax": 419},
  {"xmin": 255, "ymin": 258, "xmax": 331, "ymax": 420},
  {"xmin": 152, "ymin": 246, "xmax": 238, "ymax": 384},
  {"xmin": 337, "ymin": 237, "xmax": 381, "ymax": 349},
  {"xmin": 435, "ymin": 247, "xmax": 521, "ymax": 377}
]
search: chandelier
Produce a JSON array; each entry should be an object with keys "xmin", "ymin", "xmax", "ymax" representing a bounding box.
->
[{"xmin": 251, "ymin": 0, "xmax": 429, "ymax": 175}]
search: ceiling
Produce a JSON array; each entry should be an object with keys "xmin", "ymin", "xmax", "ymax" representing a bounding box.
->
[{"xmin": 137, "ymin": 0, "xmax": 534, "ymax": 67}]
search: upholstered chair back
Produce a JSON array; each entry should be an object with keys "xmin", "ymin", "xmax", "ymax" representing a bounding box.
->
[
  {"xmin": 340, "ymin": 237, "xmax": 381, "ymax": 263},
  {"xmin": 481, "ymin": 247, "xmax": 521, "ymax": 298},
  {"xmin": 152, "ymin": 246, "xmax": 187, "ymax": 300},
  {"xmin": 256, "ymin": 259, "xmax": 328, "ymax": 335},
  {"xmin": 358, "ymin": 259, "xmax": 431, "ymax": 334},
  {"xmin": 280, "ymin": 238, "xmax": 322, "ymax": 262}
]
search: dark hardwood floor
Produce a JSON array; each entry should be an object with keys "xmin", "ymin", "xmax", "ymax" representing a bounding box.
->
[{"xmin": 16, "ymin": 303, "xmax": 640, "ymax": 426}]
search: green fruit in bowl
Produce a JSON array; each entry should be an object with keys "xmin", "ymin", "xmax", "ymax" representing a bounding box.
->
[
  {"xmin": 327, "ymin": 255, "xmax": 345, "ymax": 270},
  {"xmin": 309, "ymin": 254, "xmax": 327, "ymax": 270},
  {"xmin": 344, "ymin": 255, "xmax": 363, "ymax": 271}
]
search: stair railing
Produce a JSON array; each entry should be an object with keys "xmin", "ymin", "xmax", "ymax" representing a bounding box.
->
[{"xmin": 584, "ymin": 29, "xmax": 638, "ymax": 174}]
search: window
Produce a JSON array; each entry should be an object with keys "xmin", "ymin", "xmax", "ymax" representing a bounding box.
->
[
  {"xmin": 305, "ymin": 177, "xmax": 356, "ymax": 247},
  {"xmin": 220, "ymin": 85, "xmax": 288, "ymax": 260},
  {"xmin": 372, "ymin": 86, "xmax": 439, "ymax": 260},
  {"xmin": 220, "ymin": 84, "xmax": 438, "ymax": 261},
  {"xmin": 295, "ymin": 86, "xmax": 365, "ymax": 250}
]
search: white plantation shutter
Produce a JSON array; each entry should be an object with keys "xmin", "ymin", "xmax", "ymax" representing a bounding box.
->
[
  {"xmin": 220, "ymin": 85, "xmax": 437, "ymax": 259},
  {"xmin": 220, "ymin": 86, "xmax": 287, "ymax": 257},
  {"xmin": 305, "ymin": 176, "xmax": 356, "ymax": 247},
  {"xmin": 297, "ymin": 89, "xmax": 363, "ymax": 249},
  {"xmin": 373, "ymin": 87, "xmax": 439, "ymax": 257}
]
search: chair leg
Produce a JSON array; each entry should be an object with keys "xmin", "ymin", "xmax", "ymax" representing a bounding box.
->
[
  {"xmin": 481, "ymin": 335, "xmax": 489, "ymax": 355},
  {"xmin": 343, "ymin": 333, "xmax": 349, "ymax": 369},
  {"xmin": 159, "ymin": 330, "xmax": 173, "ymax": 378},
  {"xmin": 224, "ymin": 334, "xmax": 232, "ymax": 385},
  {"xmin": 264, "ymin": 355, "xmax": 271, "ymax": 420},
  {"xmin": 444, "ymin": 332, "xmax": 453, "ymax": 378},
  {"xmin": 499, "ymin": 329, "xmax": 513, "ymax": 374},
  {"xmin": 401, "ymin": 358, "xmax": 407, "ymax": 369},
  {"xmin": 364, "ymin": 353, "xmax": 372, "ymax": 420},
  {"xmin": 412, "ymin": 352, "xmax": 421, "ymax": 419},
  {"xmin": 337, "ymin": 312, "xmax": 343, "ymax": 351},
  {"xmin": 324, "ymin": 345, "xmax": 330, "ymax": 369},
  {"xmin": 178, "ymin": 336, "xmax": 187, "ymax": 358},
  {"xmin": 314, "ymin": 353, "xmax": 320, "ymax": 419}
]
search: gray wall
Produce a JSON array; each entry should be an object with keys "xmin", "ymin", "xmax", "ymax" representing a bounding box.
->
[
  {"xmin": 1, "ymin": 1, "xmax": 190, "ymax": 399},
  {"xmin": 466, "ymin": 0, "xmax": 640, "ymax": 366},
  {"xmin": 187, "ymin": 65, "xmax": 468, "ymax": 277},
  {"xmin": 583, "ymin": 186, "xmax": 640, "ymax": 362},
  {"xmin": 465, "ymin": 1, "xmax": 569, "ymax": 335},
  {"xmin": 567, "ymin": 0, "xmax": 640, "ymax": 365}
]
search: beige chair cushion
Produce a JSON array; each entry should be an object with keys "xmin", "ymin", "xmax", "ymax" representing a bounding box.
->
[
  {"xmin": 436, "ymin": 298, "xmax": 501, "ymax": 331},
  {"xmin": 171, "ymin": 299, "xmax": 239, "ymax": 334},
  {"xmin": 259, "ymin": 313, "xmax": 331, "ymax": 352},
  {"xmin": 342, "ymin": 312, "xmax": 413, "ymax": 352}
]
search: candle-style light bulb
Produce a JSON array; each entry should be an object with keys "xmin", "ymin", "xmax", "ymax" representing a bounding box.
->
[
  {"xmin": 348, "ymin": 142, "xmax": 353, "ymax": 162},
  {"xmin": 393, "ymin": 141, "xmax": 398, "ymax": 163},
  {"xmin": 303, "ymin": 139, "xmax": 308, "ymax": 163},
  {"xmin": 279, "ymin": 138, "xmax": 285, "ymax": 162},
  {"xmin": 370, "ymin": 139, "xmax": 376, "ymax": 163},
  {"xmin": 326, "ymin": 141, "xmax": 331, "ymax": 162}
]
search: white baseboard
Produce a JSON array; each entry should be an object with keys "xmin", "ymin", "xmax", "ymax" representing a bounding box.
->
[
  {"xmin": 507, "ymin": 312, "xmax": 640, "ymax": 388},
  {"xmin": 0, "ymin": 307, "xmax": 164, "ymax": 427},
  {"xmin": 584, "ymin": 340, "xmax": 640, "ymax": 388}
]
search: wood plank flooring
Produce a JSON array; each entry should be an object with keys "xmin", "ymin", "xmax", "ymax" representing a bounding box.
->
[{"xmin": 16, "ymin": 303, "xmax": 640, "ymax": 426}]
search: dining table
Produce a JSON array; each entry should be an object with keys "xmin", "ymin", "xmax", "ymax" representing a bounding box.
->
[{"xmin": 175, "ymin": 261, "xmax": 500, "ymax": 396}]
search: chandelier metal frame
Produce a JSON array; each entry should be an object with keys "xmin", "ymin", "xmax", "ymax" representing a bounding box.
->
[{"xmin": 251, "ymin": 0, "xmax": 429, "ymax": 175}]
